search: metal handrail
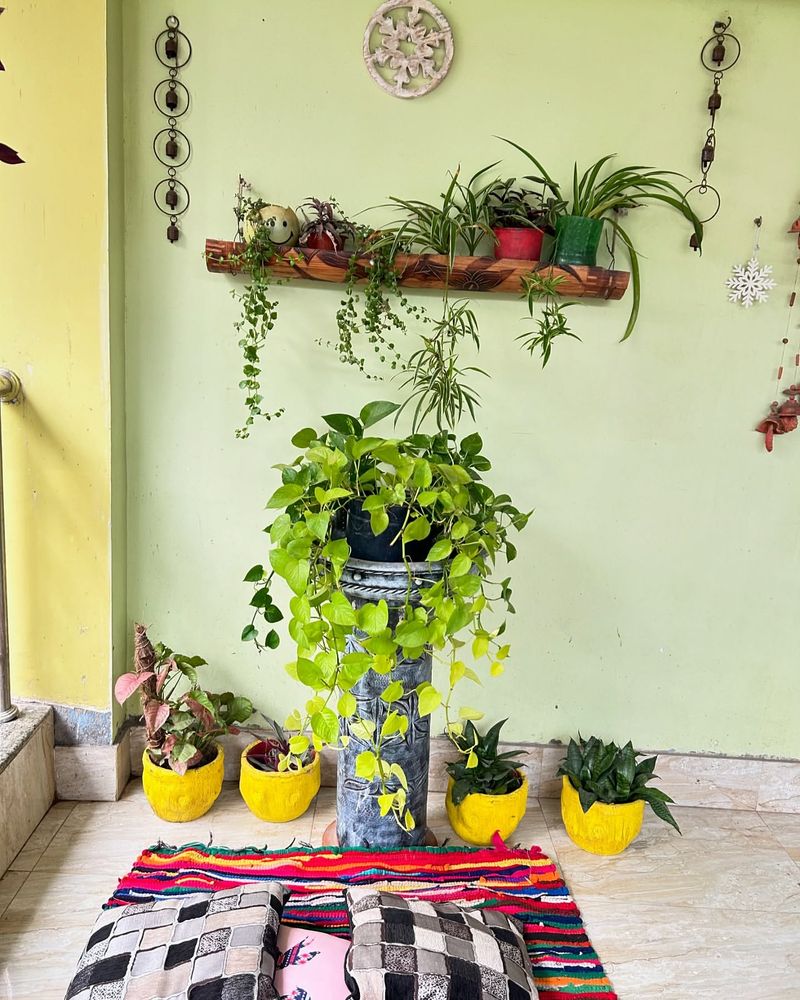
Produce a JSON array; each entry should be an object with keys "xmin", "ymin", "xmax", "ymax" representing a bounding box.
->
[{"xmin": 0, "ymin": 368, "xmax": 21, "ymax": 723}]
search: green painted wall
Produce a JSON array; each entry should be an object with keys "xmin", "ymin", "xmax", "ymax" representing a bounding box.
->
[{"xmin": 122, "ymin": 0, "xmax": 800, "ymax": 759}]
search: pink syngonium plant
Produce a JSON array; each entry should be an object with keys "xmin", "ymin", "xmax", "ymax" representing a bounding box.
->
[{"xmin": 114, "ymin": 623, "xmax": 254, "ymax": 775}]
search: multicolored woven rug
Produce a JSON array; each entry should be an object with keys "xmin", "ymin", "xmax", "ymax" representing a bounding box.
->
[{"xmin": 108, "ymin": 842, "xmax": 616, "ymax": 1000}]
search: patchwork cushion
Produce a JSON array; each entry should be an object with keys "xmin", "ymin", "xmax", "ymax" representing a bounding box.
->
[
  {"xmin": 65, "ymin": 881, "xmax": 289, "ymax": 1000},
  {"xmin": 344, "ymin": 888, "xmax": 538, "ymax": 1000},
  {"xmin": 274, "ymin": 926, "xmax": 350, "ymax": 1000}
]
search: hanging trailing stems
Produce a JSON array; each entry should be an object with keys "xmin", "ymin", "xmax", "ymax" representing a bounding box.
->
[{"xmin": 242, "ymin": 402, "xmax": 530, "ymax": 831}]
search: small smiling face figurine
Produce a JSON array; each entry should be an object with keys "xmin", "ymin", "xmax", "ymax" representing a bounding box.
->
[{"xmin": 243, "ymin": 204, "xmax": 300, "ymax": 248}]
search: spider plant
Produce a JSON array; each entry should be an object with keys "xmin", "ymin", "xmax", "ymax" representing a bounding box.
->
[
  {"xmin": 518, "ymin": 270, "xmax": 580, "ymax": 366},
  {"xmin": 381, "ymin": 164, "xmax": 497, "ymax": 263},
  {"xmin": 498, "ymin": 139, "xmax": 704, "ymax": 340}
]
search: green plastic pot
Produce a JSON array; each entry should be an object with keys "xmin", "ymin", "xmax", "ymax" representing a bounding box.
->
[{"xmin": 553, "ymin": 216, "xmax": 604, "ymax": 266}]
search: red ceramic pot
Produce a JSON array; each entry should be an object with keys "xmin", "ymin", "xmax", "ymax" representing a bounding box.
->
[
  {"xmin": 301, "ymin": 230, "xmax": 341, "ymax": 251},
  {"xmin": 492, "ymin": 226, "xmax": 544, "ymax": 261}
]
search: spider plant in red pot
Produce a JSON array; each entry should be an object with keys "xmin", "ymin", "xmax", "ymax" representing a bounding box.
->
[
  {"xmin": 298, "ymin": 197, "xmax": 355, "ymax": 251},
  {"xmin": 485, "ymin": 178, "xmax": 553, "ymax": 261}
]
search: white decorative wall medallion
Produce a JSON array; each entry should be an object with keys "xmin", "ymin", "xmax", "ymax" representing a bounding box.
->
[{"xmin": 363, "ymin": 1, "xmax": 454, "ymax": 99}]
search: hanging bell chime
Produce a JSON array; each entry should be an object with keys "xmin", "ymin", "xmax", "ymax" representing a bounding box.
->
[
  {"xmin": 701, "ymin": 141, "xmax": 715, "ymax": 166},
  {"xmin": 707, "ymin": 89, "xmax": 721, "ymax": 113},
  {"xmin": 165, "ymin": 87, "xmax": 179, "ymax": 111},
  {"xmin": 689, "ymin": 232, "xmax": 701, "ymax": 252},
  {"xmin": 167, "ymin": 223, "xmax": 180, "ymax": 243},
  {"xmin": 711, "ymin": 39, "xmax": 726, "ymax": 65},
  {"xmin": 165, "ymin": 136, "xmax": 179, "ymax": 159},
  {"xmin": 165, "ymin": 34, "xmax": 178, "ymax": 61},
  {"xmin": 165, "ymin": 187, "xmax": 178, "ymax": 209}
]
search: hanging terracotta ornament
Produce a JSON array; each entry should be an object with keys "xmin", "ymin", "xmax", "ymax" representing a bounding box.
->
[
  {"xmin": 727, "ymin": 217, "xmax": 775, "ymax": 307},
  {"xmin": 755, "ymin": 214, "xmax": 800, "ymax": 451}
]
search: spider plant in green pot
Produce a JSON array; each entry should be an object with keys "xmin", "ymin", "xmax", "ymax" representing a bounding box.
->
[
  {"xmin": 558, "ymin": 735, "xmax": 680, "ymax": 855},
  {"xmin": 499, "ymin": 140, "xmax": 704, "ymax": 340}
]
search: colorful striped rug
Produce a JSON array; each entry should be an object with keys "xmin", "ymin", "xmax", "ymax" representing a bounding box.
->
[{"xmin": 108, "ymin": 842, "xmax": 616, "ymax": 1000}]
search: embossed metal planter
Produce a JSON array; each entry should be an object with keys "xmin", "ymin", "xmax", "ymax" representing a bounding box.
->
[{"xmin": 336, "ymin": 557, "xmax": 444, "ymax": 848}]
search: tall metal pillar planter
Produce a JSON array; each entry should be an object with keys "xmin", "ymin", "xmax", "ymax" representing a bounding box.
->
[{"xmin": 335, "ymin": 557, "xmax": 444, "ymax": 848}]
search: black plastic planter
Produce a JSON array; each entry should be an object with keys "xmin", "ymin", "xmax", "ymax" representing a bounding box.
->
[{"xmin": 346, "ymin": 499, "xmax": 432, "ymax": 562}]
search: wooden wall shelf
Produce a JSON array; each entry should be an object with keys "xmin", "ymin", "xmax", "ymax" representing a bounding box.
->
[{"xmin": 205, "ymin": 239, "xmax": 630, "ymax": 301}]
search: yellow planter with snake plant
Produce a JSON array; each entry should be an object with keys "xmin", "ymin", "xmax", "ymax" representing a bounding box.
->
[
  {"xmin": 558, "ymin": 736, "xmax": 680, "ymax": 855},
  {"xmin": 444, "ymin": 720, "xmax": 528, "ymax": 846}
]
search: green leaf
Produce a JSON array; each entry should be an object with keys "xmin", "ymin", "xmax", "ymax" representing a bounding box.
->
[
  {"xmin": 355, "ymin": 750, "xmax": 378, "ymax": 780},
  {"xmin": 296, "ymin": 658, "xmax": 324, "ymax": 689},
  {"xmin": 305, "ymin": 511, "xmax": 331, "ymax": 541},
  {"xmin": 450, "ymin": 553, "xmax": 472, "ymax": 578},
  {"xmin": 403, "ymin": 517, "xmax": 431, "ymax": 542},
  {"xmin": 322, "ymin": 412, "xmax": 362, "ymax": 435},
  {"xmin": 381, "ymin": 680, "xmax": 404, "ymax": 704},
  {"xmin": 269, "ymin": 549, "xmax": 309, "ymax": 596},
  {"xmin": 394, "ymin": 619, "xmax": 428, "ymax": 648},
  {"xmin": 359, "ymin": 400, "xmax": 401, "ymax": 428},
  {"xmin": 289, "ymin": 734, "xmax": 310, "ymax": 755},
  {"xmin": 241, "ymin": 624, "xmax": 257, "ymax": 642},
  {"xmin": 310, "ymin": 708, "xmax": 339, "ymax": 744},
  {"xmin": 459, "ymin": 706, "xmax": 484, "ymax": 721},
  {"xmin": 417, "ymin": 684, "xmax": 441, "ymax": 716},
  {"xmin": 351, "ymin": 718, "xmax": 376, "ymax": 741},
  {"xmin": 427, "ymin": 538, "xmax": 452, "ymax": 562},
  {"xmin": 352, "ymin": 436, "xmax": 384, "ymax": 459},
  {"xmin": 460, "ymin": 432, "xmax": 483, "ymax": 455},
  {"xmin": 291, "ymin": 427, "xmax": 317, "ymax": 448},
  {"xmin": 243, "ymin": 564, "xmax": 264, "ymax": 583},
  {"xmin": 265, "ymin": 483, "xmax": 305, "ymax": 509},
  {"xmin": 472, "ymin": 634, "xmax": 490, "ymax": 659},
  {"xmin": 322, "ymin": 592, "xmax": 357, "ymax": 627},
  {"xmin": 359, "ymin": 600, "xmax": 389, "ymax": 636},
  {"xmin": 337, "ymin": 691, "xmax": 357, "ymax": 717},
  {"xmin": 370, "ymin": 508, "xmax": 390, "ymax": 536},
  {"xmin": 265, "ymin": 629, "xmax": 279, "ymax": 649}
]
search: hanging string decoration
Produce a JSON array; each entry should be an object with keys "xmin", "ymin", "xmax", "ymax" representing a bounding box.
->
[
  {"xmin": 0, "ymin": 7, "xmax": 25, "ymax": 165},
  {"xmin": 755, "ymin": 214, "xmax": 800, "ymax": 452},
  {"xmin": 727, "ymin": 217, "xmax": 776, "ymax": 307},
  {"xmin": 685, "ymin": 18, "xmax": 741, "ymax": 250},
  {"xmin": 153, "ymin": 15, "xmax": 191, "ymax": 243}
]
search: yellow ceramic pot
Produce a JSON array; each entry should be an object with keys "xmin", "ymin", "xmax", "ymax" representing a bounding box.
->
[
  {"xmin": 239, "ymin": 742, "xmax": 321, "ymax": 822},
  {"xmin": 141, "ymin": 745, "xmax": 224, "ymax": 822},
  {"xmin": 445, "ymin": 775, "xmax": 529, "ymax": 846},
  {"xmin": 560, "ymin": 775, "xmax": 645, "ymax": 855}
]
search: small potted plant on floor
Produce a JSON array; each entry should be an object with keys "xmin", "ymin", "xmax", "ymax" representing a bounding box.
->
[
  {"xmin": 558, "ymin": 735, "xmax": 680, "ymax": 855},
  {"xmin": 445, "ymin": 719, "xmax": 528, "ymax": 845},
  {"xmin": 485, "ymin": 178, "xmax": 552, "ymax": 261},
  {"xmin": 239, "ymin": 716, "xmax": 321, "ymax": 822},
  {"xmin": 298, "ymin": 197, "xmax": 355, "ymax": 251},
  {"xmin": 114, "ymin": 624, "xmax": 254, "ymax": 822}
]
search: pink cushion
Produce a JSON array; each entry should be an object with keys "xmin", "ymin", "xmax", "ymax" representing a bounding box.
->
[{"xmin": 275, "ymin": 925, "xmax": 350, "ymax": 1000}]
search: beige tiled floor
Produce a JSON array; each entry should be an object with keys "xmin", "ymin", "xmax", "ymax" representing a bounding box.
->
[{"xmin": 1, "ymin": 782, "xmax": 799, "ymax": 999}]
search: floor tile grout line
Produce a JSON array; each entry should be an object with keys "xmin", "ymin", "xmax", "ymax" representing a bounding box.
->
[
  {"xmin": 0, "ymin": 870, "xmax": 32, "ymax": 920},
  {"xmin": 9, "ymin": 800, "xmax": 76, "ymax": 873}
]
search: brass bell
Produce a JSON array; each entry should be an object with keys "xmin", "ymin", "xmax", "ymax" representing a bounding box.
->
[
  {"xmin": 711, "ymin": 40, "xmax": 726, "ymax": 65},
  {"xmin": 165, "ymin": 137, "xmax": 179, "ymax": 159},
  {"xmin": 707, "ymin": 90, "xmax": 721, "ymax": 113},
  {"xmin": 167, "ymin": 223, "xmax": 180, "ymax": 243},
  {"xmin": 165, "ymin": 188, "xmax": 178, "ymax": 209},
  {"xmin": 701, "ymin": 141, "xmax": 715, "ymax": 166},
  {"xmin": 165, "ymin": 88, "xmax": 179, "ymax": 111},
  {"xmin": 165, "ymin": 35, "xmax": 178, "ymax": 60}
]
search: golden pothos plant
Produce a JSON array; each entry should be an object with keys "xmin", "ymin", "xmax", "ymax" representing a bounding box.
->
[{"xmin": 242, "ymin": 401, "xmax": 530, "ymax": 831}]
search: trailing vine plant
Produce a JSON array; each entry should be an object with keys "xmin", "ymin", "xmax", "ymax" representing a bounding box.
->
[
  {"xmin": 231, "ymin": 176, "xmax": 285, "ymax": 438},
  {"xmin": 242, "ymin": 401, "xmax": 530, "ymax": 830},
  {"xmin": 519, "ymin": 270, "xmax": 580, "ymax": 367}
]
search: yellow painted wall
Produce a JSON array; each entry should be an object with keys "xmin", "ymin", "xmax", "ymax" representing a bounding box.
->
[{"xmin": 0, "ymin": 0, "xmax": 118, "ymax": 711}]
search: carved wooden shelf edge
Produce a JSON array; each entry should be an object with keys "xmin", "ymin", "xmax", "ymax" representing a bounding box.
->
[{"xmin": 204, "ymin": 239, "xmax": 630, "ymax": 300}]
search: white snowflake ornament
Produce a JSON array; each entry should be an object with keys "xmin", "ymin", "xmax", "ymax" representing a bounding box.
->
[{"xmin": 726, "ymin": 256, "xmax": 776, "ymax": 308}]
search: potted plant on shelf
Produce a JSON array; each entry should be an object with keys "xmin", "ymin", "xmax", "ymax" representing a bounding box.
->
[
  {"xmin": 499, "ymin": 139, "xmax": 704, "ymax": 339},
  {"xmin": 485, "ymin": 178, "xmax": 553, "ymax": 261},
  {"xmin": 114, "ymin": 623, "xmax": 254, "ymax": 822},
  {"xmin": 242, "ymin": 400, "xmax": 530, "ymax": 846},
  {"xmin": 239, "ymin": 716, "xmax": 321, "ymax": 823},
  {"xmin": 298, "ymin": 198, "xmax": 355, "ymax": 251},
  {"xmin": 557, "ymin": 735, "xmax": 680, "ymax": 855},
  {"xmin": 445, "ymin": 719, "xmax": 528, "ymax": 845}
]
